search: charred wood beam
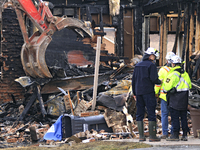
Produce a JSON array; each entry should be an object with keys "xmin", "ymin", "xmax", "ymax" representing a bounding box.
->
[
  {"xmin": 192, "ymin": 56, "xmax": 200, "ymax": 77},
  {"xmin": 11, "ymin": 94, "xmax": 16, "ymax": 104},
  {"xmin": 100, "ymin": 7, "xmax": 104, "ymax": 32},
  {"xmin": 78, "ymin": 5, "xmax": 109, "ymax": 15},
  {"xmin": 36, "ymin": 85, "xmax": 47, "ymax": 118},
  {"xmin": 195, "ymin": 2, "xmax": 200, "ymax": 55},
  {"xmin": 172, "ymin": 4, "xmax": 186, "ymax": 55},
  {"xmin": 191, "ymin": 81, "xmax": 200, "ymax": 91},
  {"xmin": 182, "ymin": 3, "xmax": 189, "ymax": 67},
  {"xmin": 143, "ymin": 0, "xmax": 180, "ymax": 15},
  {"xmin": 134, "ymin": 6, "xmax": 143, "ymax": 55},
  {"xmin": 41, "ymin": 73, "xmax": 112, "ymax": 94},
  {"xmin": 100, "ymin": 56, "xmax": 129, "ymax": 62},
  {"xmin": 189, "ymin": 3, "xmax": 194, "ymax": 61},
  {"xmin": 86, "ymin": 6, "xmax": 92, "ymax": 22},
  {"xmin": 172, "ymin": 2, "xmax": 182, "ymax": 54},
  {"xmin": 160, "ymin": 13, "xmax": 168, "ymax": 66},
  {"xmin": 143, "ymin": 16, "xmax": 150, "ymax": 51},
  {"xmin": 19, "ymin": 90, "xmax": 37, "ymax": 121},
  {"xmin": 115, "ymin": 6, "xmax": 124, "ymax": 56}
]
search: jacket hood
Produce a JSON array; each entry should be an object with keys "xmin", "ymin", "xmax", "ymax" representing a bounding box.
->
[
  {"xmin": 174, "ymin": 66, "xmax": 184, "ymax": 74},
  {"xmin": 142, "ymin": 54, "xmax": 150, "ymax": 61}
]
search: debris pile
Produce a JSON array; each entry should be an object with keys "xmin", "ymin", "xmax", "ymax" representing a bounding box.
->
[{"xmin": 0, "ymin": 61, "xmax": 197, "ymax": 148}]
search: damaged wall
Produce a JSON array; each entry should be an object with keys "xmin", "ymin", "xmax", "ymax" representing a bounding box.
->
[{"xmin": 0, "ymin": 8, "xmax": 25, "ymax": 103}]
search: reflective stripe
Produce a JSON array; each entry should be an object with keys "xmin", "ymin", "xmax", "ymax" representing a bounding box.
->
[
  {"xmin": 173, "ymin": 73, "xmax": 180, "ymax": 78},
  {"xmin": 163, "ymin": 66, "xmax": 171, "ymax": 72},
  {"xmin": 163, "ymin": 87, "xmax": 167, "ymax": 93},
  {"xmin": 175, "ymin": 77, "xmax": 190, "ymax": 89},
  {"xmin": 155, "ymin": 84, "xmax": 161, "ymax": 87},
  {"xmin": 160, "ymin": 89, "xmax": 164, "ymax": 92},
  {"xmin": 177, "ymin": 88, "xmax": 189, "ymax": 92},
  {"xmin": 173, "ymin": 72, "xmax": 190, "ymax": 91}
]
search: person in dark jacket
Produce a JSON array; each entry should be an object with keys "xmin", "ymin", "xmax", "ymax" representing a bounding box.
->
[
  {"xmin": 163, "ymin": 55, "xmax": 191, "ymax": 141},
  {"xmin": 132, "ymin": 47, "xmax": 161, "ymax": 142}
]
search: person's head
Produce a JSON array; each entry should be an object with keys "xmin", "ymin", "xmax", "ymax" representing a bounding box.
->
[
  {"xmin": 171, "ymin": 55, "xmax": 181, "ymax": 67},
  {"xmin": 166, "ymin": 52, "xmax": 175, "ymax": 64},
  {"xmin": 145, "ymin": 47, "xmax": 159, "ymax": 61}
]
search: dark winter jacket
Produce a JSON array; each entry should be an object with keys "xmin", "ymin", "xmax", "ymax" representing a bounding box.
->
[{"xmin": 132, "ymin": 54, "xmax": 161, "ymax": 95}]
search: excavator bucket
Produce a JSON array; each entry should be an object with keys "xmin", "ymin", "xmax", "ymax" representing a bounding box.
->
[
  {"xmin": 20, "ymin": 16, "xmax": 93, "ymax": 78},
  {"xmin": 14, "ymin": 0, "xmax": 93, "ymax": 78}
]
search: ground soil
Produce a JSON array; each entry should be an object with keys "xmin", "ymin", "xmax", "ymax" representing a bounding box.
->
[{"xmin": 3, "ymin": 141, "xmax": 151, "ymax": 150}]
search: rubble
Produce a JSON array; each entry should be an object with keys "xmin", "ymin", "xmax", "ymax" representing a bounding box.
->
[{"xmin": 0, "ymin": 70, "xmax": 195, "ymax": 148}]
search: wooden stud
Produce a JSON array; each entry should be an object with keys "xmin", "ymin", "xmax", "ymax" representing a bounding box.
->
[
  {"xmin": 132, "ymin": 9, "xmax": 134, "ymax": 58},
  {"xmin": 189, "ymin": 4, "xmax": 194, "ymax": 61},
  {"xmin": 163, "ymin": 14, "xmax": 168, "ymax": 65},
  {"xmin": 67, "ymin": 90, "xmax": 74, "ymax": 115},
  {"xmin": 157, "ymin": 16, "xmax": 159, "ymax": 31},
  {"xmin": 195, "ymin": 3, "xmax": 200, "ymax": 53},
  {"xmin": 159, "ymin": 13, "xmax": 164, "ymax": 66},
  {"xmin": 77, "ymin": 91, "xmax": 80, "ymax": 104},
  {"xmin": 168, "ymin": 17, "xmax": 171, "ymax": 31}
]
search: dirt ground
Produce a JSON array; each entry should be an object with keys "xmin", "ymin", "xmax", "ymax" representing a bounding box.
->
[{"xmin": 3, "ymin": 141, "xmax": 151, "ymax": 150}]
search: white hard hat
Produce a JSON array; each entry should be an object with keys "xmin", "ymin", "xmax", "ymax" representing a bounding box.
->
[
  {"xmin": 166, "ymin": 52, "xmax": 175, "ymax": 62},
  {"xmin": 145, "ymin": 47, "xmax": 159, "ymax": 58},
  {"xmin": 171, "ymin": 55, "xmax": 182, "ymax": 64}
]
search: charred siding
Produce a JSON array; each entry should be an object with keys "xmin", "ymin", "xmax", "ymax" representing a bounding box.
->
[{"xmin": 0, "ymin": 8, "xmax": 25, "ymax": 103}]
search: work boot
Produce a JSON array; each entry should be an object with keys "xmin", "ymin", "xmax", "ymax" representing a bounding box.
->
[
  {"xmin": 159, "ymin": 134, "xmax": 168, "ymax": 139},
  {"xmin": 137, "ymin": 121, "xmax": 146, "ymax": 141},
  {"xmin": 149, "ymin": 121, "xmax": 161, "ymax": 142},
  {"xmin": 181, "ymin": 131, "xmax": 188, "ymax": 141},
  {"xmin": 166, "ymin": 132, "xmax": 179, "ymax": 141}
]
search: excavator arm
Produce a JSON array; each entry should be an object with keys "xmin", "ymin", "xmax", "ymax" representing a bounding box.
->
[{"xmin": 13, "ymin": 0, "xmax": 93, "ymax": 78}]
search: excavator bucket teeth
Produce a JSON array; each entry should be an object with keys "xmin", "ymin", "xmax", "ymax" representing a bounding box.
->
[
  {"xmin": 21, "ymin": 17, "xmax": 93, "ymax": 78},
  {"xmin": 55, "ymin": 17, "xmax": 93, "ymax": 38},
  {"xmin": 21, "ymin": 32, "xmax": 53, "ymax": 78}
]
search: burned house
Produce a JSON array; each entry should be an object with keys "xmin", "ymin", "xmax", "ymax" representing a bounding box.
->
[
  {"xmin": 1, "ymin": 0, "xmax": 200, "ymax": 147},
  {"xmin": 1, "ymin": 0, "xmax": 200, "ymax": 103}
]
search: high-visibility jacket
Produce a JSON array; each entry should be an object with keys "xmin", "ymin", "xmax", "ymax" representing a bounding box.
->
[
  {"xmin": 155, "ymin": 65, "xmax": 174, "ymax": 101},
  {"xmin": 163, "ymin": 66, "xmax": 192, "ymax": 110}
]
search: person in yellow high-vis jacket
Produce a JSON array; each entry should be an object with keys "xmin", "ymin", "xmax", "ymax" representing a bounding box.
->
[
  {"xmin": 155, "ymin": 52, "xmax": 175, "ymax": 139},
  {"xmin": 163, "ymin": 55, "xmax": 191, "ymax": 141}
]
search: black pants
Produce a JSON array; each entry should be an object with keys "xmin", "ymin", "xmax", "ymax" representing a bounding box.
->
[
  {"xmin": 169, "ymin": 107, "xmax": 189, "ymax": 133},
  {"xmin": 136, "ymin": 92, "xmax": 157, "ymax": 121}
]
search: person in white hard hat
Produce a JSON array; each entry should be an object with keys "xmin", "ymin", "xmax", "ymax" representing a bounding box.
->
[
  {"xmin": 163, "ymin": 55, "xmax": 191, "ymax": 141},
  {"xmin": 132, "ymin": 47, "xmax": 161, "ymax": 142},
  {"xmin": 155, "ymin": 51, "xmax": 175, "ymax": 139}
]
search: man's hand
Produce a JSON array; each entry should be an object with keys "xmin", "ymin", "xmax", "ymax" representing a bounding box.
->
[
  {"xmin": 133, "ymin": 95, "xmax": 136, "ymax": 101},
  {"xmin": 168, "ymin": 87, "xmax": 177, "ymax": 94}
]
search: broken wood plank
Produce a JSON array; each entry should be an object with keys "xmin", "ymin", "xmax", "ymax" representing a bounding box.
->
[
  {"xmin": 77, "ymin": 91, "xmax": 80, "ymax": 104},
  {"xmin": 36, "ymin": 85, "xmax": 47, "ymax": 118},
  {"xmin": 63, "ymin": 95, "xmax": 72, "ymax": 112},
  {"xmin": 79, "ymin": 110, "xmax": 100, "ymax": 117},
  {"xmin": 29, "ymin": 126, "xmax": 38, "ymax": 142},
  {"xmin": 92, "ymin": 36, "xmax": 101, "ymax": 111},
  {"xmin": 74, "ymin": 100, "xmax": 92, "ymax": 116},
  {"xmin": 67, "ymin": 90, "xmax": 74, "ymax": 115},
  {"xmin": 19, "ymin": 90, "xmax": 37, "ymax": 121}
]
